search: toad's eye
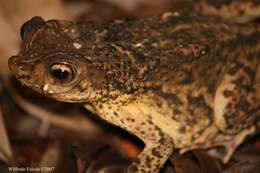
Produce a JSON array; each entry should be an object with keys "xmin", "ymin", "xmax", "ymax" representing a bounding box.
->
[{"xmin": 49, "ymin": 63, "xmax": 75, "ymax": 83}]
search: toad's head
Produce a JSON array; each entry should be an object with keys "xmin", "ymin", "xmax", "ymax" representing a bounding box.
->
[{"xmin": 9, "ymin": 16, "xmax": 140, "ymax": 103}]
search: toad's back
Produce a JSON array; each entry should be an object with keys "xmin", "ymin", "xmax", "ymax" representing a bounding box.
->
[{"xmin": 86, "ymin": 12, "xmax": 259, "ymax": 92}]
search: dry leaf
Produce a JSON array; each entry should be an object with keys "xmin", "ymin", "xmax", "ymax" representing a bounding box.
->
[{"xmin": 0, "ymin": 106, "xmax": 12, "ymax": 163}]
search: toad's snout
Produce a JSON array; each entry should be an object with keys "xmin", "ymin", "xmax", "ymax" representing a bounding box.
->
[
  {"xmin": 8, "ymin": 56, "xmax": 20, "ymax": 76},
  {"xmin": 8, "ymin": 56, "xmax": 32, "ymax": 79}
]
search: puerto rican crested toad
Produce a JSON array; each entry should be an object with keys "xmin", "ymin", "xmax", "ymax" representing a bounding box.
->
[{"xmin": 9, "ymin": 11, "xmax": 260, "ymax": 173}]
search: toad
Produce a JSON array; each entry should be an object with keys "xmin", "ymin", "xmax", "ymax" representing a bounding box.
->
[{"xmin": 9, "ymin": 10, "xmax": 259, "ymax": 173}]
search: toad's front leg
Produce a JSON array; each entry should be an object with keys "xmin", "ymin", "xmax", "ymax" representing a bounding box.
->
[
  {"xmin": 117, "ymin": 119, "xmax": 174, "ymax": 173},
  {"xmin": 89, "ymin": 103, "xmax": 175, "ymax": 173},
  {"xmin": 127, "ymin": 135, "xmax": 174, "ymax": 173}
]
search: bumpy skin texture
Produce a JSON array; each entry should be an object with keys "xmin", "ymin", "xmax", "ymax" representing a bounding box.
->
[
  {"xmin": 9, "ymin": 12, "xmax": 259, "ymax": 173},
  {"xmin": 195, "ymin": 0, "xmax": 260, "ymax": 23}
]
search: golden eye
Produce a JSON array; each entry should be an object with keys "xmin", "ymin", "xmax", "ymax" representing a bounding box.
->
[{"xmin": 49, "ymin": 63, "xmax": 75, "ymax": 83}]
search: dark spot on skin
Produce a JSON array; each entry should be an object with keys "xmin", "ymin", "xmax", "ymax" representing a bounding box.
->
[
  {"xmin": 223, "ymin": 90, "xmax": 233, "ymax": 97},
  {"xmin": 153, "ymin": 89, "xmax": 183, "ymax": 105},
  {"xmin": 178, "ymin": 69, "xmax": 193, "ymax": 84},
  {"xmin": 103, "ymin": 23, "xmax": 133, "ymax": 42},
  {"xmin": 206, "ymin": 80, "xmax": 217, "ymax": 93},
  {"xmin": 150, "ymin": 133, "xmax": 155, "ymax": 138},
  {"xmin": 178, "ymin": 126, "xmax": 186, "ymax": 133},
  {"xmin": 152, "ymin": 148, "xmax": 161, "ymax": 157},
  {"xmin": 113, "ymin": 111, "xmax": 118, "ymax": 116},
  {"xmin": 232, "ymin": 76, "xmax": 251, "ymax": 92},
  {"xmin": 145, "ymin": 156, "xmax": 152, "ymax": 168},
  {"xmin": 126, "ymin": 117, "xmax": 135, "ymax": 122},
  {"xmin": 135, "ymin": 127, "xmax": 140, "ymax": 131},
  {"xmin": 155, "ymin": 102, "xmax": 162, "ymax": 108},
  {"xmin": 187, "ymin": 94, "xmax": 208, "ymax": 108},
  {"xmin": 80, "ymin": 31, "xmax": 96, "ymax": 42},
  {"xmin": 228, "ymin": 62, "xmax": 243, "ymax": 75},
  {"xmin": 190, "ymin": 135, "xmax": 196, "ymax": 142},
  {"xmin": 226, "ymin": 32, "xmax": 260, "ymax": 50},
  {"xmin": 226, "ymin": 102, "xmax": 233, "ymax": 109},
  {"xmin": 126, "ymin": 47, "xmax": 148, "ymax": 65},
  {"xmin": 236, "ymin": 99, "xmax": 252, "ymax": 113},
  {"xmin": 207, "ymin": 0, "xmax": 233, "ymax": 9},
  {"xmin": 236, "ymin": 32, "xmax": 260, "ymax": 47},
  {"xmin": 147, "ymin": 120, "xmax": 153, "ymax": 125},
  {"xmin": 232, "ymin": 97, "xmax": 237, "ymax": 102},
  {"xmin": 159, "ymin": 137, "xmax": 166, "ymax": 144},
  {"xmin": 243, "ymin": 66, "xmax": 255, "ymax": 77},
  {"xmin": 186, "ymin": 94, "xmax": 213, "ymax": 123},
  {"xmin": 173, "ymin": 109, "xmax": 181, "ymax": 115},
  {"xmin": 140, "ymin": 168, "xmax": 146, "ymax": 172}
]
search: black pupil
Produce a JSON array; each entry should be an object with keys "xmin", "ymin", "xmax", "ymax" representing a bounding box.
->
[{"xmin": 51, "ymin": 69, "xmax": 69, "ymax": 80}]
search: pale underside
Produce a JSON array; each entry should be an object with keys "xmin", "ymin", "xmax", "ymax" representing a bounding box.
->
[{"xmin": 85, "ymin": 92, "xmax": 256, "ymax": 163}]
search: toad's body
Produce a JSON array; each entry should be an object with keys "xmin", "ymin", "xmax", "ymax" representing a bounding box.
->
[{"xmin": 9, "ymin": 10, "xmax": 260, "ymax": 173}]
